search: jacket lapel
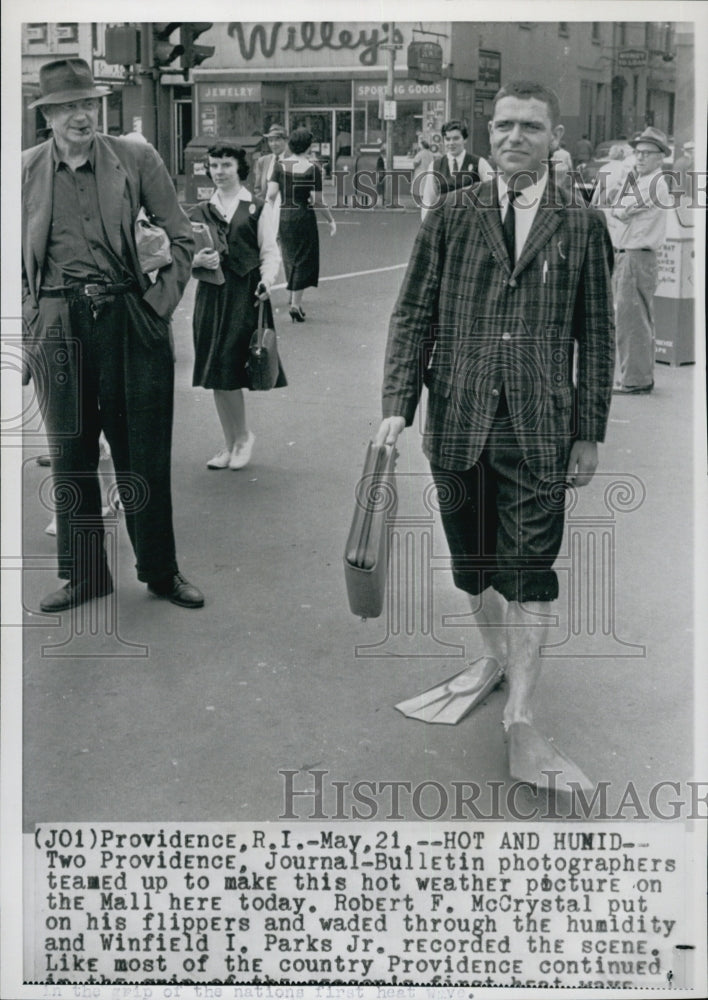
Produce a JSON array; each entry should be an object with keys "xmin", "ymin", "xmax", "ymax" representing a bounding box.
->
[
  {"xmin": 93, "ymin": 134, "xmax": 127, "ymax": 258},
  {"xmin": 473, "ymin": 180, "xmax": 514, "ymax": 276},
  {"xmin": 26, "ymin": 143, "xmax": 55, "ymax": 297}
]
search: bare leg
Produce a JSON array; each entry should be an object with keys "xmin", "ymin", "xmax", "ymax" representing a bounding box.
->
[
  {"xmin": 213, "ymin": 389, "xmax": 248, "ymax": 448},
  {"xmin": 467, "ymin": 586, "xmax": 508, "ymax": 668},
  {"xmin": 502, "ymin": 599, "xmax": 551, "ymax": 728},
  {"xmin": 291, "ymin": 290, "xmax": 304, "ymax": 308}
]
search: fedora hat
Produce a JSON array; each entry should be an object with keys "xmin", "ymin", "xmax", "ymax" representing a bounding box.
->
[
  {"xmin": 263, "ymin": 124, "xmax": 287, "ymax": 139},
  {"xmin": 29, "ymin": 58, "xmax": 110, "ymax": 109},
  {"xmin": 629, "ymin": 126, "xmax": 671, "ymax": 157}
]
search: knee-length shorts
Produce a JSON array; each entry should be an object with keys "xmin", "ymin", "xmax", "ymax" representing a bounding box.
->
[{"xmin": 430, "ymin": 411, "xmax": 568, "ymax": 604}]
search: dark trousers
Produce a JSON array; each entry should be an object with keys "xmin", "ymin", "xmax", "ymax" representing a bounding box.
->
[{"xmin": 35, "ymin": 292, "xmax": 178, "ymax": 585}]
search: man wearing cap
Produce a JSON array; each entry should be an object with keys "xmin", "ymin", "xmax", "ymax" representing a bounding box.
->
[
  {"xmin": 22, "ymin": 58, "xmax": 205, "ymax": 611},
  {"xmin": 610, "ymin": 126, "xmax": 671, "ymax": 395},
  {"xmin": 253, "ymin": 124, "xmax": 288, "ymax": 199}
]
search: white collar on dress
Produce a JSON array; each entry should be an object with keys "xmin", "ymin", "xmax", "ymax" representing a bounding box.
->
[{"xmin": 209, "ymin": 185, "xmax": 253, "ymax": 222}]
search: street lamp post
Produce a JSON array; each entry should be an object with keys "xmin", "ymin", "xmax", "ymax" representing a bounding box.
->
[{"xmin": 385, "ymin": 23, "xmax": 396, "ymax": 173}]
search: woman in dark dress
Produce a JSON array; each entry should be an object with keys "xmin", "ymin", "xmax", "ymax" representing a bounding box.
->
[
  {"xmin": 267, "ymin": 127, "xmax": 336, "ymax": 322},
  {"xmin": 190, "ymin": 145, "xmax": 283, "ymax": 470}
]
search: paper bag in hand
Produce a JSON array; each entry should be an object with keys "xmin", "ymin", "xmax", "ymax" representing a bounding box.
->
[
  {"xmin": 191, "ymin": 221, "xmax": 225, "ymax": 285},
  {"xmin": 135, "ymin": 208, "xmax": 172, "ymax": 273},
  {"xmin": 344, "ymin": 442, "xmax": 398, "ymax": 618}
]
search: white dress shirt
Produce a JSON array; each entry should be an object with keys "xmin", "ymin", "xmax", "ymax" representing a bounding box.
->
[{"xmin": 497, "ymin": 170, "xmax": 549, "ymax": 262}]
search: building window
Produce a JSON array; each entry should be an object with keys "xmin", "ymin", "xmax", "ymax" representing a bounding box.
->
[
  {"xmin": 26, "ymin": 23, "xmax": 48, "ymax": 44},
  {"xmin": 518, "ymin": 23, "xmax": 533, "ymax": 30},
  {"xmin": 56, "ymin": 23, "xmax": 79, "ymax": 44},
  {"xmin": 618, "ymin": 23, "xmax": 627, "ymax": 46},
  {"xmin": 558, "ymin": 23, "xmax": 569, "ymax": 38},
  {"xmin": 591, "ymin": 23, "xmax": 602, "ymax": 44}
]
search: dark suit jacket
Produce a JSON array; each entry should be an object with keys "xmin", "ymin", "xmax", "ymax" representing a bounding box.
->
[
  {"xmin": 22, "ymin": 133, "xmax": 193, "ymax": 338},
  {"xmin": 382, "ymin": 178, "xmax": 615, "ymax": 479},
  {"xmin": 433, "ymin": 152, "xmax": 480, "ymax": 186}
]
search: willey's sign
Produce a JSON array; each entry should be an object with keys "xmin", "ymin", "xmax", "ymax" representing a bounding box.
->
[{"xmin": 200, "ymin": 22, "xmax": 450, "ymax": 69}]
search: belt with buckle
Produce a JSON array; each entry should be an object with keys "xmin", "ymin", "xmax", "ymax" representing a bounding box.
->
[{"xmin": 40, "ymin": 281, "xmax": 135, "ymax": 298}]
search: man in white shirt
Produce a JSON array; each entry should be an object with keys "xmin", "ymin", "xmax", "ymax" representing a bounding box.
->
[
  {"xmin": 610, "ymin": 126, "xmax": 671, "ymax": 394},
  {"xmin": 419, "ymin": 119, "xmax": 494, "ymax": 219}
]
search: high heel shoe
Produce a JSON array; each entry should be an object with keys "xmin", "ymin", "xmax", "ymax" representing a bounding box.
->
[{"xmin": 289, "ymin": 305, "xmax": 306, "ymax": 323}]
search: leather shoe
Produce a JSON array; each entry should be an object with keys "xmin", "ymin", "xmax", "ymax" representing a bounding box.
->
[
  {"xmin": 147, "ymin": 572, "xmax": 205, "ymax": 608},
  {"xmin": 40, "ymin": 576, "xmax": 113, "ymax": 613}
]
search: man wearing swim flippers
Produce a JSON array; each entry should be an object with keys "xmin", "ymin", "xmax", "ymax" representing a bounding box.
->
[{"xmin": 376, "ymin": 81, "xmax": 615, "ymax": 792}]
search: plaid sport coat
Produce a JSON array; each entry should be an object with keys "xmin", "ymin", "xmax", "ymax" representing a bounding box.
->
[{"xmin": 382, "ymin": 177, "xmax": 615, "ymax": 479}]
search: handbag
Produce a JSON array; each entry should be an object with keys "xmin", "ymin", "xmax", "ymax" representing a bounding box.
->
[
  {"xmin": 343, "ymin": 441, "xmax": 398, "ymax": 618},
  {"xmin": 246, "ymin": 300, "xmax": 280, "ymax": 391},
  {"xmin": 134, "ymin": 208, "xmax": 172, "ymax": 273},
  {"xmin": 190, "ymin": 221, "xmax": 225, "ymax": 285}
]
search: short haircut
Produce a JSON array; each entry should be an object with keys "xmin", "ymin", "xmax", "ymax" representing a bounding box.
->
[
  {"xmin": 288, "ymin": 128, "xmax": 313, "ymax": 155},
  {"xmin": 207, "ymin": 144, "xmax": 249, "ymax": 181},
  {"xmin": 442, "ymin": 120, "xmax": 468, "ymax": 139},
  {"xmin": 608, "ymin": 144, "xmax": 625, "ymax": 160},
  {"xmin": 493, "ymin": 81, "xmax": 561, "ymax": 126}
]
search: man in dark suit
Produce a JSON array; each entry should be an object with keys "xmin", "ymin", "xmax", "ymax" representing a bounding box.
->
[
  {"xmin": 420, "ymin": 119, "xmax": 493, "ymax": 219},
  {"xmin": 23, "ymin": 59, "xmax": 204, "ymax": 612},
  {"xmin": 377, "ymin": 81, "xmax": 615, "ymax": 788}
]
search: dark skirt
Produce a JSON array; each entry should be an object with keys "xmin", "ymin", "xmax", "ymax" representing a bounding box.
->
[
  {"xmin": 279, "ymin": 206, "xmax": 320, "ymax": 291},
  {"xmin": 192, "ymin": 268, "xmax": 286, "ymax": 390}
]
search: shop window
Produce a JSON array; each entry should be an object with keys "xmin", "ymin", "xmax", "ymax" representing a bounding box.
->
[
  {"xmin": 290, "ymin": 81, "xmax": 351, "ymax": 106},
  {"xmin": 201, "ymin": 103, "xmax": 263, "ymax": 138},
  {"xmin": 105, "ymin": 91, "xmax": 123, "ymax": 136}
]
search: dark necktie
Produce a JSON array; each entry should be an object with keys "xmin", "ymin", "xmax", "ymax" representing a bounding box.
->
[
  {"xmin": 451, "ymin": 157, "xmax": 459, "ymax": 174},
  {"xmin": 503, "ymin": 190, "xmax": 517, "ymax": 264}
]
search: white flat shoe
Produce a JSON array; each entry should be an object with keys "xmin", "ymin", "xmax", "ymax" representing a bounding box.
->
[
  {"xmin": 45, "ymin": 517, "xmax": 57, "ymax": 536},
  {"xmin": 207, "ymin": 448, "xmax": 232, "ymax": 470},
  {"xmin": 229, "ymin": 432, "xmax": 255, "ymax": 470}
]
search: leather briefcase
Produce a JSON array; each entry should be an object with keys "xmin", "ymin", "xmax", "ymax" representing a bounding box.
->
[{"xmin": 344, "ymin": 441, "xmax": 398, "ymax": 618}]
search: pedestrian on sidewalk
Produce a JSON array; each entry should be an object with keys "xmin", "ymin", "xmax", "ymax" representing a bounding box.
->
[
  {"xmin": 190, "ymin": 144, "xmax": 284, "ymax": 471},
  {"xmin": 22, "ymin": 58, "xmax": 205, "ymax": 612},
  {"xmin": 610, "ymin": 126, "xmax": 671, "ymax": 395},
  {"xmin": 267, "ymin": 127, "xmax": 336, "ymax": 323},
  {"xmin": 377, "ymin": 80, "xmax": 615, "ymax": 790}
]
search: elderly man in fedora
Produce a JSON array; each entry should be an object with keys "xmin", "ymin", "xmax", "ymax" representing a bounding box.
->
[
  {"xmin": 252, "ymin": 124, "xmax": 288, "ymax": 199},
  {"xmin": 610, "ymin": 125, "xmax": 671, "ymax": 395},
  {"xmin": 22, "ymin": 58, "xmax": 205, "ymax": 611}
]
